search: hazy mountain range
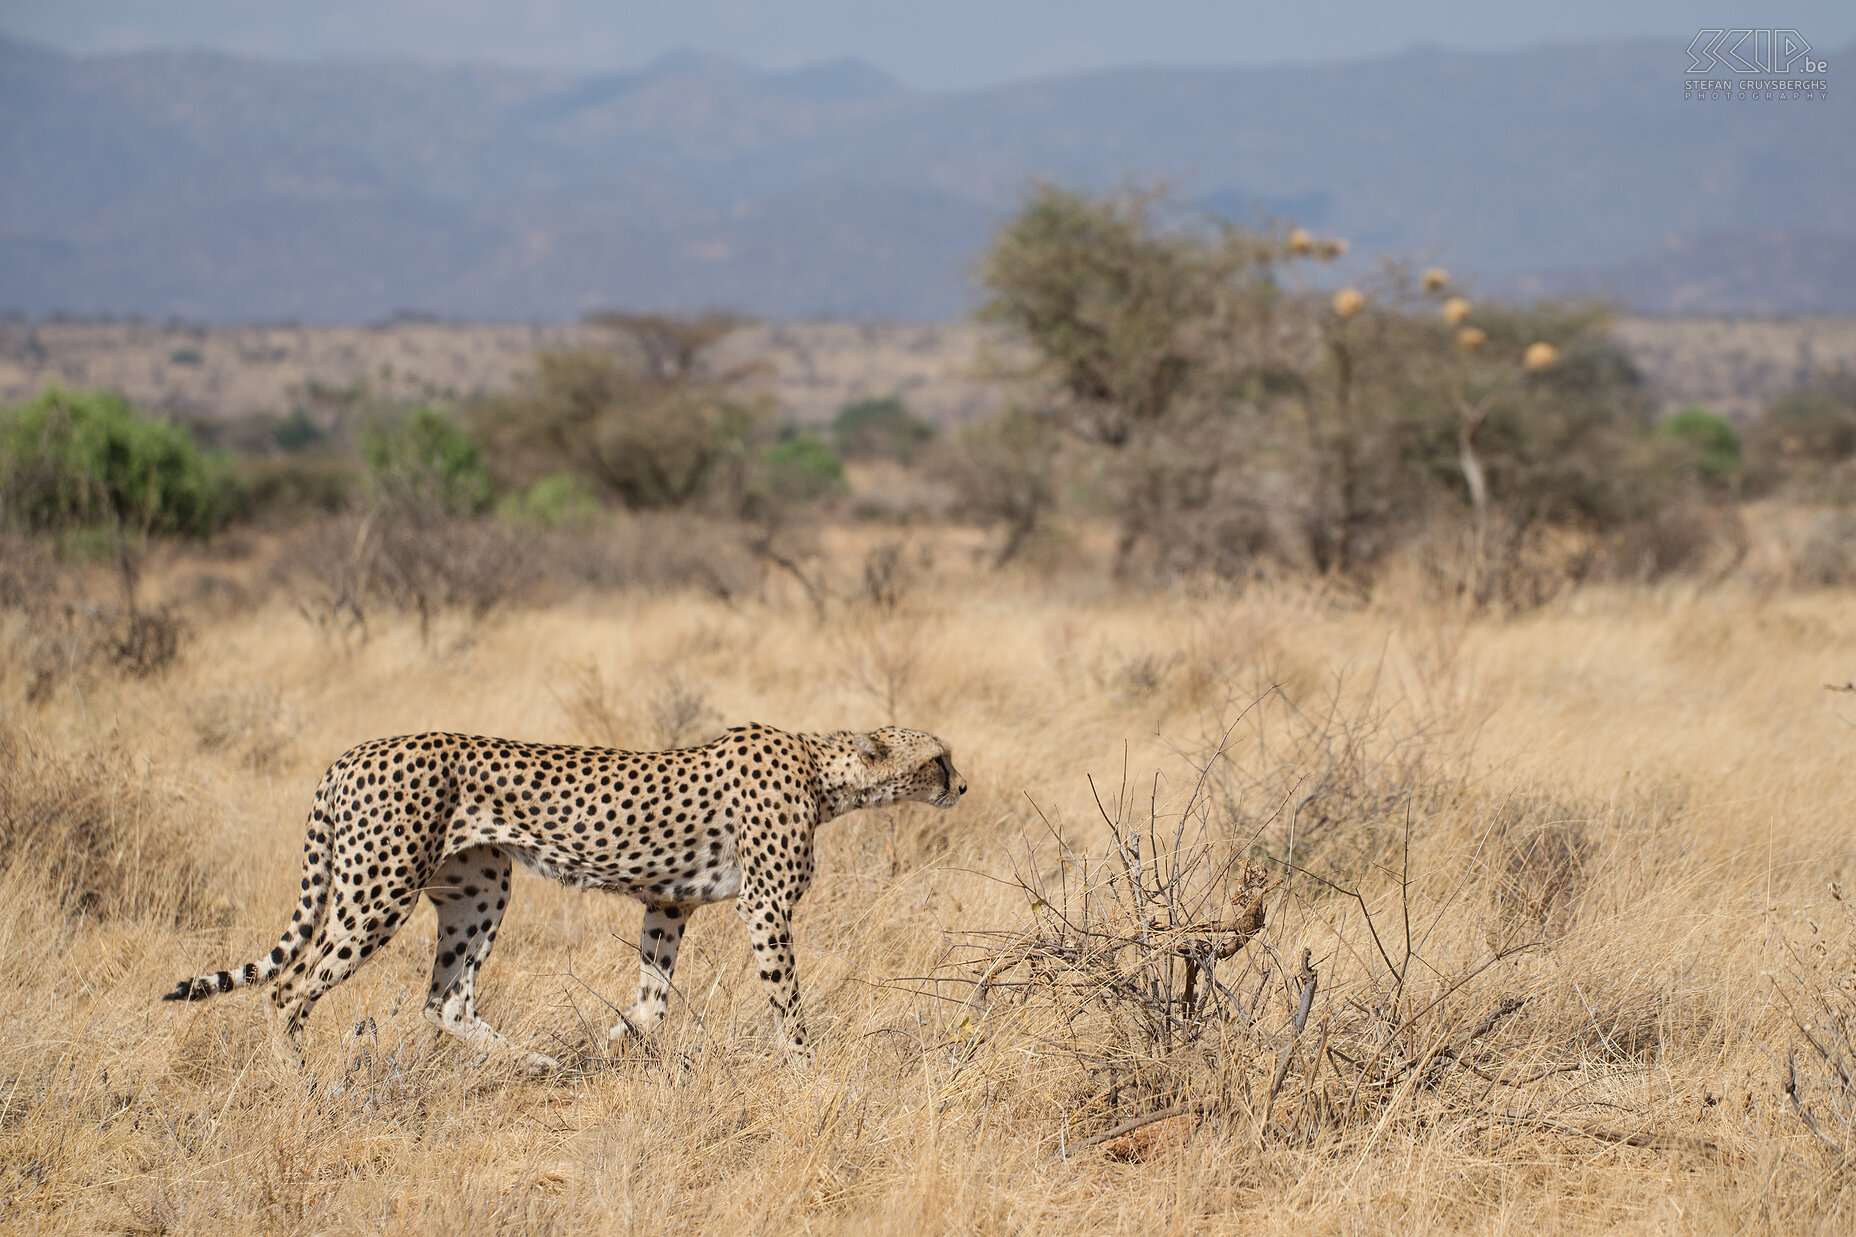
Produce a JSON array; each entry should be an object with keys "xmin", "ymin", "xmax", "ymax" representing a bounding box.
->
[{"xmin": 2, "ymin": 34, "xmax": 1851, "ymax": 322}]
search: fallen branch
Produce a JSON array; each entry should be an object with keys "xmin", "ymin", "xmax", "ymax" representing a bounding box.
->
[
  {"xmin": 1786, "ymin": 1049, "xmax": 1848, "ymax": 1154},
  {"xmin": 1457, "ymin": 1060, "xmax": 1580, "ymax": 1088},
  {"xmin": 1416, "ymin": 995, "xmax": 1528, "ymax": 1087},
  {"xmin": 1498, "ymin": 1113, "xmax": 1724, "ymax": 1157},
  {"xmin": 1261, "ymin": 949, "xmax": 1320, "ymax": 1131},
  {"xmin": 1072, "ymin": 1096, "xmax": 1215, "ymax": 1152}
]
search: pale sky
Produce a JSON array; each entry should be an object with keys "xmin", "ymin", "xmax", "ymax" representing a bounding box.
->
[{"xmin": 3, "ymin": 0, "xmax": 1850, "ymax": 89}]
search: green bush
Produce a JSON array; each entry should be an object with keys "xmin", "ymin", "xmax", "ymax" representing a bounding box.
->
[
  {"xmin": 935, "ymin": 410, "xmax": 1059, "ymax": 566},
  {"xmin": 358, "ymin": 405, "xmax": 493, "ymax": 517},
  {"xmin": 832, "ymin": 396, "xmax": 937, "ymax": 463},
  {"xmin": 753, "ymin": 432, "xmax": 845, "ymax": 506},
  {"xmin": 273, "ymin": 408, "xmax": 326, "ymax": 452},
  {"xmin": 235, "ymin": 454, "xmax": 356, "ymax": 524},
  {"xmin": 499, "ymin": 472, "xmax": 598, "ymax": 530},
  {"xmin": 1744, "ymin": 373, "xmax": 1856, "ymax": 498},
  {"xmin": 1656, "ymin": 406, "xmax": 1740, "ymax": 485},
  {"xmin": 473, "ymin": 347, "xmax": 766, "ymax": 511},
  {"xmin": 0, "ymin": 386, "xmax": 233, "ymax": 539}
]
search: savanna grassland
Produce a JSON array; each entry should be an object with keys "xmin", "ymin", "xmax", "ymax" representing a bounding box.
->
[
  {"xmin": 4, "ymin": 524, "xmax": 1856, "ymax": 1235},
  {"xmin": 8, "ymin": 186, "xmax": 1856, "ymax": 1235}
]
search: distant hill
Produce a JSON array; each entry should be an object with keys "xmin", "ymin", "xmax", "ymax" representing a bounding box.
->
[
  {"xmin": 1, "ymin": 35, "xmax": 1851, "ymax": 321},
  {"xmin": 1515, "ymin": 230, "xmax": 1856, "ymax": 317}
]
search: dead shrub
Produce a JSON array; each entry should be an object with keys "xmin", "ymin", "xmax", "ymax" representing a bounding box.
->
[
  {"xmin": 1209, "ymin": 673, "xmax": 1468, "ymax": 885},
  {"xmin": 6, "ymin": 603, "xmax": 104, "ymax": 704},
  {"xmin": 1791, "ymin": 510, "xmax": 1856, "ymax": 586},
  {"xmin": 1106, "ymin": 429, "xmax": 1284, "ymax": 583},
  {"xmin": 930, "ymin": 680, "xmax": 1730, "ymax": 1159},
  {"xmin": 186, "ymin": 684, "xmax": 298, "ymax": 769},
  {"xmin": 1103, "ymin": 649, "xmax": 1180, "ymax": 704},
  {"xmin": 858, "ymin": 540, "xmax": 911, "ymax": 613},
  {"xmin": 932, "ymin": 409, "xmax": 1059, "ymax": 568},
  {"xmin": 939, "ymin": 756, "xmax": 1556, "ymax": 1153},
  {"xmin": 840, "ymin": 619, "xmax": 925, "ymax": 722},
  {"xmin": 554, "ymin": 663, "xmax": 718, "ymax": 750},
  {"xmin": 111, "ymin": 607, "xmax": 185, "ymax": 676},
  {"xmin": 0, "ymin": 720, "xmax": 218, "ymax": 924},
  {"xmin": 271, "ymin": 507, "xmax": 824, "ymax": 633},
  {"xmin": 280, "ymin": 512, "xmax": 373, "ymax": 640},
  {"xmin": 1419, "ymin": 516, "xmax": 1594, "ymax": 612},
  {"xmin": 647, "ymin": 675, "xmax": 719, "ymax": 749},
  {"xmin": 1489, "ymin": 795, "xmax": 1593, "ymax": 938},
  {"xmin": 519, "ymin": 515, "xmax": 759, "ymax": 600},
  {"xmin": 1773, "ymin": 883, "xmax": 1856, "ymax": 1155},
  {"xmin": 283, "ymin": 512, "xmax": 537, "ymax": 643},
  {"xmin": 1416, "ymin": 501, "xmax": 1744, "ymax": 612},
  {"xmin": 0, "ymin": 532, "xmax": 194, "ymax": 696},
  {"xmin": 556, "ymin": 659, "xmax": 632, "ymax": 747},
  {"xmin": 843, "ymin": 464, "xmax": 958, "ymax": 524},
  {"xmin": 0, "ymin": 529, "xmax": 58, "ymax": 608},
  {"xmin": 944, "ymin": 761, "xmax": 1283, "ymax": 1134},
  {"xmin": 367, "ymin": 515, "xmax": 534, "ymax": 640},
  {"xmin": 2, "ymin": 601, "xmax": 187, "ymax": 704},
  {"xmin": 1598, "ymin": 502, "xmax": 1746, "ymax": 584}
]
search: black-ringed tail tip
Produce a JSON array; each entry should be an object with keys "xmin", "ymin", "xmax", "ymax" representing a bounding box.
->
[{"xmin": 160, "ymin": 724, "xmax": 965, "ymax": 1071}]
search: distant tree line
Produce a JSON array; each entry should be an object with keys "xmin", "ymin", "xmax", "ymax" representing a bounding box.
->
[{"xmin": 6, "ymin": 186, "xmax": 1856, "ymax": 613}]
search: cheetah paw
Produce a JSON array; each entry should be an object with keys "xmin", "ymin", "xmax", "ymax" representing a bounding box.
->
[{"xmin": 606, "ymin": 1012, "xmax": 651, "ymax": 1042}]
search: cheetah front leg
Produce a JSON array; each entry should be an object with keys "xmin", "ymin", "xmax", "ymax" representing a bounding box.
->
[
  {"xmin": 734, "ymin": 887, "xmax": 810, "ymax": 1060},
  {"xmin": 607, "ymin": 903, "xmax": 688, "ymax": 1044}
]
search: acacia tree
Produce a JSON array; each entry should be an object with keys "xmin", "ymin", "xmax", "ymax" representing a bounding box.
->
[
  {"xmin": 583, "ymin": 310, "xmax": 748, "ymax": 383},
  {"xmin": 978, "ymin": 185, "xmax": 1303, "ymax": 577},
  {"xmin": 978, "ymin": 185, "xmax": 1679, "ymax": 590},
  {"xmin": 1311, "ymin": 277, "xmax": 1682, "ymax": 598},
  {"xmin": 935, "ymin": 409, "xmax": 1059, "ymax": 567},
  {"xmin": 979, "ymin": 185, "xmax": 1221, "ymax": 447},
  {"xmin": 1743, "ymin": 373, "xmax": 1856, "ymax": 501},
  {"xmin": 474, "ymin": 327, "xmax": 767, "ymax": 512}
]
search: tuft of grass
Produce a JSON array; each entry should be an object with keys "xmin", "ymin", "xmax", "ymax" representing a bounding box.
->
[{"xmin": 0, "ymin": 720, "xmax": 218, "ymax": 925}]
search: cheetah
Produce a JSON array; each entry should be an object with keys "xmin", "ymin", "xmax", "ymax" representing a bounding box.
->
[{"xmin": 164, "ymin": 723, "xmax": 965, "ymax": 1071}]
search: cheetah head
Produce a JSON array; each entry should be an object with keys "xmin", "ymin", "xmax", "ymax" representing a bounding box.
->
[{"xmin": 811, "ymin": 726, "xmax": 967, "ymax": 816}]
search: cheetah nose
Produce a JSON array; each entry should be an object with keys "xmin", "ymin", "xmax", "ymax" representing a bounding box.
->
[{"xmin": 957, "ymin": 779, "xmax": 968, "ymax": 796}]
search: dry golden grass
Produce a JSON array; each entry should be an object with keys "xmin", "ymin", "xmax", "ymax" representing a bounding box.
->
[{"xmin": 4, "ymin": 537, "xmax": 1855, "ymax": 1233}]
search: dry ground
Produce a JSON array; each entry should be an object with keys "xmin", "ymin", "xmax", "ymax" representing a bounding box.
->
[
  {"xmin": 6, "ymin": 316, "xmax": 1855, "ymax": 428},
  {"xmin": 0, "ymin": 320, "xmax": 1009, "ymax": 429},
  {"xmin": 4, "ymin": 535, "xmax": 1856, "ymax": 1233}
]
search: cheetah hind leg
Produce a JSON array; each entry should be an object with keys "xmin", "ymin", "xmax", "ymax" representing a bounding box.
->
[
  {"xmin": 607, "ymin": 903, "xmax": 688, "ymax": 1046},
  {"xmin": 421, "ymin": 846, "xmax": 557, "ymax": 1073},
  {"xmin": 267, "ymin": 883, "xmax": 420, "ymax": 1064}
]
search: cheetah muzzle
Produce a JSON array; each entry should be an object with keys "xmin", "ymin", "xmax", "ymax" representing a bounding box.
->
[{"xmin": 162, "ymin": 723, "xmax": 966, "ymax": 1071}]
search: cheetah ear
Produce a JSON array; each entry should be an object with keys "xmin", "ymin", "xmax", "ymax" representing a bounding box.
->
[{"xmin": 853, "ymin": 733, "xmax": 887, "ymax": 763}]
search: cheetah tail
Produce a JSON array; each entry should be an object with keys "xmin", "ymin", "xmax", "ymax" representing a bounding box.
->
[{"xmin": 162, "ymin": 800, "xmax": 336, "ymax": 1003}]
